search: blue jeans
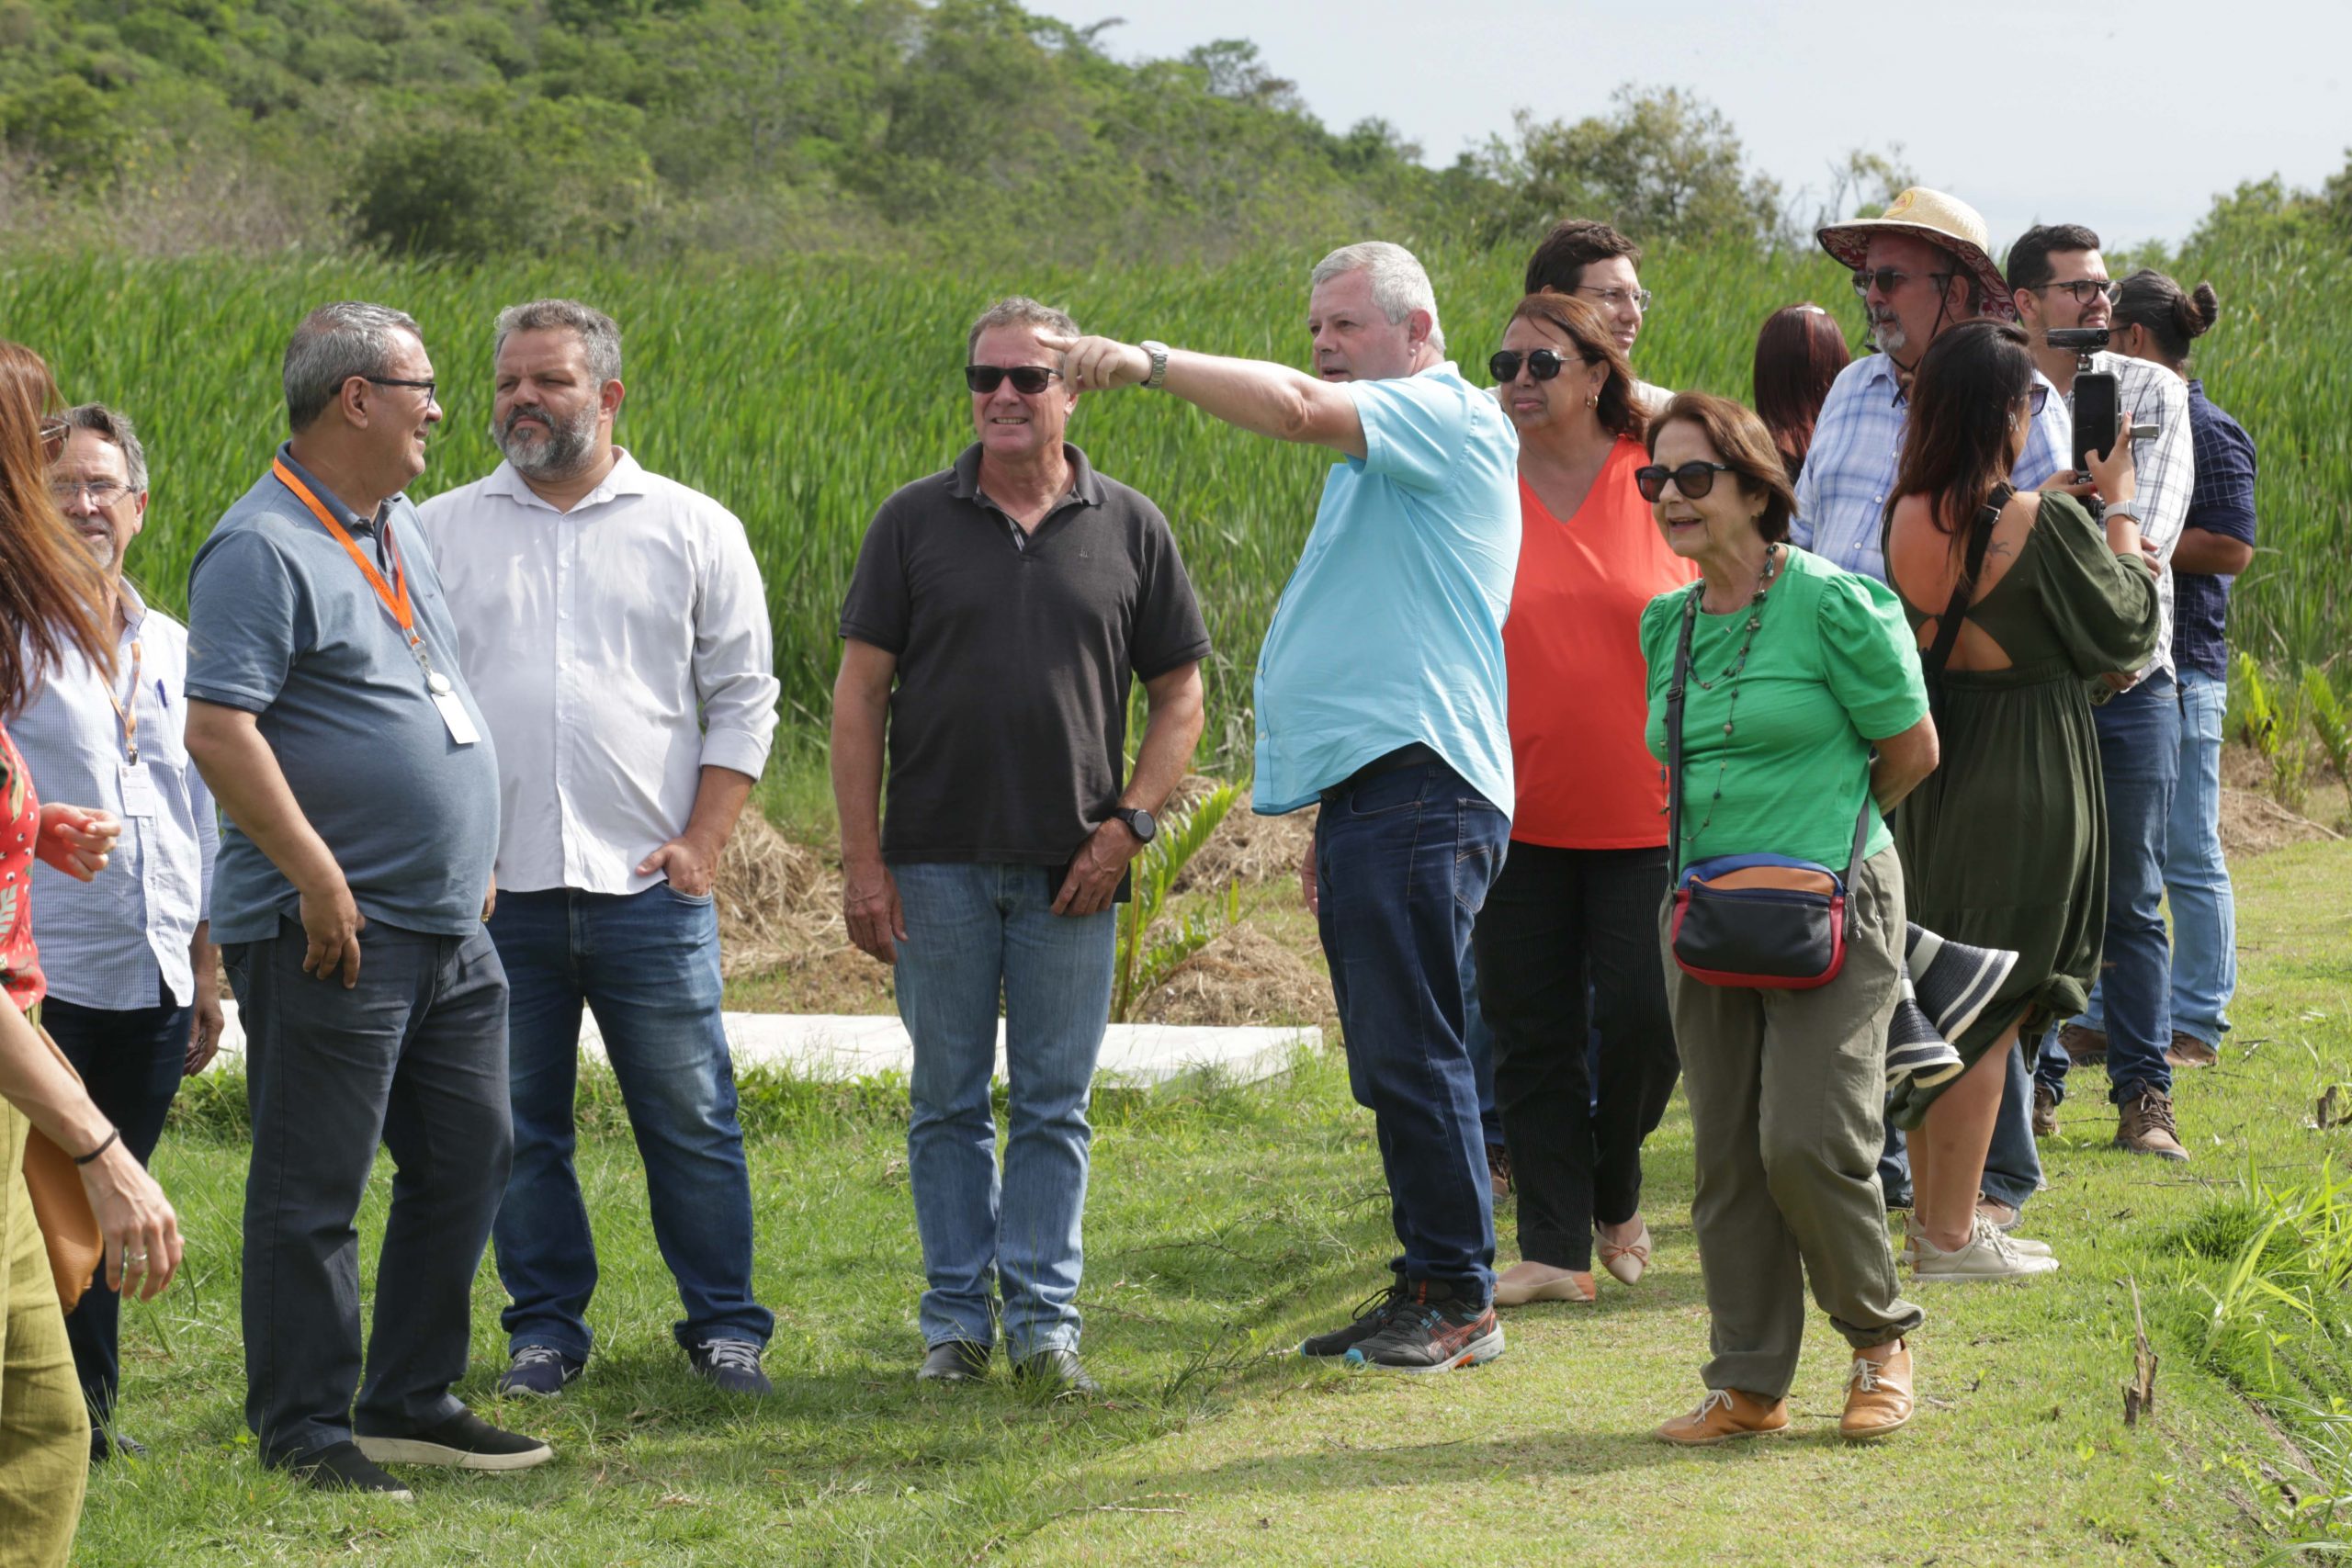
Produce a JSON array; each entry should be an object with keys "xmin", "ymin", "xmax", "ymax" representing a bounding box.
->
[
  {"xmin": 2042, "ymin": 673, "xmax": 2181, "ymax": 1105},
  {"xmin": 893, "ymin": 862, "xmax": 1115, "ymax": 1358},
  {"xmin": 2165, "ymin": 669, "xmax": 2235, "ymax": 1047},
  {"xmin": 1315, "ymin": 754, "xmax": 1509, "ymax": 1305},
  {"xmin": 489, "ymin": 884, "xmax": 772, "ymax": 1360},
  {"xmin": 1979, "ymin": 1040, "xmax": 2044, "ymax": 1210},
  {"xmin": 1458, "ymin": 945, "xmax": 1504, "ymax": 1150}
]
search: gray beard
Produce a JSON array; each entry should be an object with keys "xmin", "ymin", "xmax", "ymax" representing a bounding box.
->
[{"xmin": 494, "ymin": 405, "xmax": 599, "ymax": 480}]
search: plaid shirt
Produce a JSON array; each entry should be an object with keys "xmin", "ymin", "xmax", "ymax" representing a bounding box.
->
[
  {"xmin": 2084, "ymin": 352, "xmax": 2194, "ymax": 682},
  {"xmin": 1791, "ymin": 352, "xmax": 2069, "ymax": 583},
  {"xmin": 2173, "ymin": 379, "xmax": 2257, "ymax": 679}
]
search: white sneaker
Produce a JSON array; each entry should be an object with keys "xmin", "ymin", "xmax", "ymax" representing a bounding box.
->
[{"xmin": 1909, "ymin": 1217, "xmax": 2060, "ymax": 1280}]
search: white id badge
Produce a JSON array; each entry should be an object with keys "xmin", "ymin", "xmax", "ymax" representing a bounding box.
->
[
  {"xmin": 118, "ymin": 760, "xmax": 161, "ymax": 818},
  {"xmin": 432, "ymin": 691, "xmax": 481, "ymax": 746}
]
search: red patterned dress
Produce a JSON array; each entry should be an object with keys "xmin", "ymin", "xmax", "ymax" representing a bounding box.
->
[{"xmin": 0, "ymin": 725, "xmax": 45, "ymax": 1011}]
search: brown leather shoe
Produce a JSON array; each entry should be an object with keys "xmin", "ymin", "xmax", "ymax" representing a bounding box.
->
[
  {"xmin": 2166, "ymin": 1032, "xmax": 2220, "ymax": 1068},
  {"xmin": 2031, "ymin": 1081, "xmax": 2059, "ymax": 1139},
  {"xmin": 1839, "ymin": 1341, "xmax": 1914, "ymax": 1439},
  {"xmin": 2115, "ymin": 1085, "xmax": 2190, "ymax": 1161},
  {"xmin": 1487, "ymin": 1145, "xmax": 1512, "ymax": 1201},
  {"xmin": 1974, "ymin": 1193, "xmax": 2019, "ymax": 1232},
  {"xmin": 1492, "ymin": 1261, "xmax": 1595, "ymax": 1306},
  {"xmin": 2057, "ymin": 1023, "xmax": 2108, "ymax": 1066},
  {"xmin": 1657, "ymin": 1387, "xmax": 1789, "ymax": 1446}
]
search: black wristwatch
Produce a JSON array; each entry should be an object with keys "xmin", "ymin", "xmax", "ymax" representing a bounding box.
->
[{"xmin": 1111, "ymin": 807, "xmax": 1157, "ymax": 843}]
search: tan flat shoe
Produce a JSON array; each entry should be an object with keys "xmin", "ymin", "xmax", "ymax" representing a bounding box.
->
[
  {"xmin": 1492, "ymin": 1261, "xmax": 1596, "ymax": 1306},
  {"xmin": 1839, "ymin": 1340, "xmax": 1915, "ymax": 1439},
  {"xmin": 1657, "ymin": 1387, "xmax": 1790, "ymax": 1446},
  {"xmin": 1597, "ymin": 1220, "xmax": 1651, "ymax": 1286}
]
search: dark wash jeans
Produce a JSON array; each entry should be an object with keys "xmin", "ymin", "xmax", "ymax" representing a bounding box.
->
[
  {"xmin": 225, "ymin": 918, "xmax": 511, "ymax": 1464},
  {"xmin": 489, "ymin": 884, "xmax": 773, "ymax": 1360},
  {"xmin": 1314, "ymin": 752, "xmax": 1510, "ymax": 1306},
  {"xmin": 1472, "ymin": 842, "xmax": 1678, "ymax": 1270},
  {"xmin": 44, "ymin": 996, "xmax": 189, "ymax": 1428}
]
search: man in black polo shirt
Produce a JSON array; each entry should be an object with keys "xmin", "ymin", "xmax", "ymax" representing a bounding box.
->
[{"xmin": 831, "ymin": 295, "xmax": 1209, "ymax": 1393}]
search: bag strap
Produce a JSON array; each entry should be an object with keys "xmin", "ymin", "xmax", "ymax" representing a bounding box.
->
[
  {"xmin": 1665, "ymin": 586, "xmax": 1700, "ymax": 879},
  {"xmin": 1923, "ymin": 482, "xmax": 2010, "ymax": 683}
]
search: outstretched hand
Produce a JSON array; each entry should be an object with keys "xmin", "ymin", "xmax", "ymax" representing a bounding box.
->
[
  {"xmin": 37, "ymin": 803, "xmax": 119, "ymax": 881},
  {"xmin": 1036, "ymin": 333, "xmax": 1152, "ymax": 392}
]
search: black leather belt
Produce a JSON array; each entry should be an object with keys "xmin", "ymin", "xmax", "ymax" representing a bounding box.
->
[{"xmin": 1319, "ymin": 742, "xmax": 1442, "ymax": 803}]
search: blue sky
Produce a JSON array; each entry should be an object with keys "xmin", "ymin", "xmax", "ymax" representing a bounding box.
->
[{"xmin": 1027, "ymin": 0, "xmax": 2348, "ymax": 247}]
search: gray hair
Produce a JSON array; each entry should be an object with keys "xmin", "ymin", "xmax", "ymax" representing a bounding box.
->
[
  {"xmin": 1310, "ymin": 242, "xmax": 1445, "ymax": 355},
  {"xmin": 493, "ymin": 298, "xmax": 623, "ymax": 388},
  {"xmin": 966, "ymin": 296, "xmax": 1080, "ymax": 361},
  {"xmin": 282, "ymin": 301, "xmax": 424, "ymax": 432},
  {"xmin": 57, "ymin": 403, "xmax": 147, "ymax": 492}
]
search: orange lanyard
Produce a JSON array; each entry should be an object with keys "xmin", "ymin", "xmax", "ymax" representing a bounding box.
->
[
  {"xmin": 100, "ymin": 637, "xmax": 141, "ymax": 765},
  {"xmin": 272, "ymin": 459, "xmax": 446, "ymax": 691}
]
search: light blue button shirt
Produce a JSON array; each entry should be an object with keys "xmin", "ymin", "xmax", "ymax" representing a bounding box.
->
[
  {"xmin": 1252, "ymin": 362, "xmax": 1521, "ymax": 816},
  {"xmin": 13, "ymin": 584, "xmax": 217, "ymax": 1009},
  {"xmin": 1791, "ymin": 352, "xmax": 2070, "ymax": 583}
]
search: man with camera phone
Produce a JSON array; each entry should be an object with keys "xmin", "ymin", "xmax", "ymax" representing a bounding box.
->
[{"xmin": 2006, "ymin": 224, "xmax": 2197, "ymax": 1162}]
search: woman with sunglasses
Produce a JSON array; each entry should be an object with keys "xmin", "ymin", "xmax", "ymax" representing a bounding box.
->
[
  {"xmin": 1637, "ymin": 391, "xmax": 1939, "ymax": 1444},
  {"xmin": 1471, "ymin": 294, "xmax": 1692, "ymax": 1310},
  {"xmin": 1882, "ymin": 321, "xmax": 2156, "ymax": 1279},
  {"xmin": 0, "ymin": 342, "xmax": 185, "ymax": 1561}
]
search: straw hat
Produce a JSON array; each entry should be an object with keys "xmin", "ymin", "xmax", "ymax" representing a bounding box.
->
[{"xmin": 1816, "ymin": 187, "xmax": 2015, "ymax": 321}]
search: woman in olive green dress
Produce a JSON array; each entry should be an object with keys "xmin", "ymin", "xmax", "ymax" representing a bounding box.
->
[{"xmin": 1883, "ymin": 321, "xmax": 2158, "ymax": 1280}]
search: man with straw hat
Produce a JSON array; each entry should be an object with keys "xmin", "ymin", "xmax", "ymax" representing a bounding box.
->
[{"xmin": 1791, "ymin": 188, "xmax": 2074, "ymax": 1232}]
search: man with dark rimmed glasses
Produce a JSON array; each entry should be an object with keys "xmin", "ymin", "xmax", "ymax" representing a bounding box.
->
[
  {"xmin": 1790, "ymin": 189, "xmax": 2075, "ymax": 1227},
  {"xmin": 832, "ymin": 295, "xmax": 1208, "ymax": 1394},
  {"xmin": 2007, "ymin": 224, "xmax": 2198, "ymax": 1166}
]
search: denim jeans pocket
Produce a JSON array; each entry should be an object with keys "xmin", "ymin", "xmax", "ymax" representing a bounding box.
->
[
  {"xmin": 1453, "ymin": 802, "xmax": 1507, "ymax": 913},
  {"xmin": 662, "ymin": 882, "xmax": 716, "ymax": 906},
  {"xmin": 1340, "ymin": 763, "xmax": 1430, "ymax": 818}
]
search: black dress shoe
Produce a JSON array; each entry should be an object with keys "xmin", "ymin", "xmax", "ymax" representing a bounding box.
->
[
  {"xmin": 917, "ymin": 1340, "xmax": 990, "ymax": 1383},
  {"xmin": 1012, "ymin": 1348, "xmax": 1100, "ymax": 1395},
  {"xmin": 283, "ymin": 1440, "xmax": 414, "ymax": 1501},
  {"xmin": 89, "ymin": 1427, "xmax": 149, "ymax": 1463}
]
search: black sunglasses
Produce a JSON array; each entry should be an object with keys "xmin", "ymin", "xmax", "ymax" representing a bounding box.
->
[
  {"xmin": 1851, "ymin": 267, "xmax": 1956, "ymax": 298},
  {"xmin": 1487, "ymin": 347, "xmax": 1588, "ymax": 384},
  {"xmin": 2025, "ymin": 383, "xmax": 2051, "ymax": 417},
  {"xmin": 365, "ymin": 376, "xmax": 438, "ymax": 403},
  {"xmin": 965, "ymin": 364, "xmax": 1062, "ymax": 395},
  {"xmin": 2028, "ymin": 278, "xmax": 2119, "ymax": 305},
  {"xmin": 1634, "ymin": 461, "xmax": 1738, "ymax": 503}
]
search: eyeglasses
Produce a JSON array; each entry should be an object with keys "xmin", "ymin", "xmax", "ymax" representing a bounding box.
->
[
  {"xmin": 1487, "ymin": 347, "xmax": 1589, "ymax": 384},
  {"xmin": 1634, "ymin": 461, "xmax": 1738, "ymax": 503},
  {"xmin": 1576, "ymin": 286, "xmax": 1654, "ymax": 312},
  {"xmin": 2027, "ymin": 278, "xmax": 2120, "ymax": 305},
  {"xmin": 39, "ymin": 417, "xmax": 66, "ymax": 459},
  {"xmin": 365, "ymin": 376, "xmax": 439, "ymax": 403},
  {"xmin": 965, "ymin": 365, "xmax": 1062, "ymax": 395},
  {"xmin": 1851, "ymin": 267, "xmax": 1955, "ymax": 298},
  {"xmin": 49, "ymin": 479, "xmax": 132, "ymax": 508},
  {"xmin": 2022, "ymin": 383, "xmax": 2052, "ymax": 417}
]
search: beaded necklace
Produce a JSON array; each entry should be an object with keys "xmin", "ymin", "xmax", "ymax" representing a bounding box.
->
[{"xmin": 1680, "ymin": 542, "xmax": 1781, "ymax": 847}]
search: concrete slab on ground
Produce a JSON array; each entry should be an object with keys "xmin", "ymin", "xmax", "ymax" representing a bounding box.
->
[{"xmin": 204, "ymin": 1001, "xmax": 1314, "ymax": 1088}]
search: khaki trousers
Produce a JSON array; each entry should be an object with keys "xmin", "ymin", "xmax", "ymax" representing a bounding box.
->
[
  {"xmin": 0, "ymin": 1103, "xmax": 89, "ymax": 1567},
  {"xmin": 1661, "ymin": 848, "xmax": 1925, "ymax": 1400}
]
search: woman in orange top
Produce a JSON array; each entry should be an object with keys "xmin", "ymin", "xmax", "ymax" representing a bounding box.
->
[{"xmin": 1475, "ymin": 294, "xmax": 1697, "ymax": 1305}]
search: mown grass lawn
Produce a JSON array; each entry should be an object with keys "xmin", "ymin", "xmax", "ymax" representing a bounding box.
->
[{"xmin": 74, "ymin": 841, "xmax": 2352, "ymax": 1565}]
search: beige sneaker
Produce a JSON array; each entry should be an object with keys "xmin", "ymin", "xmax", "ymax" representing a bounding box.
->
[
  {"xmin": 2116, "ymin": 1085, "xmax": 2190, "ymax": 1161},
  {"xmin": 1657, "ymin": 1387, "xmax": 1789, "ymax": 1446},
  {"xmin": 1840, "ymin": 1341, "xmax": 1915, "ymax": 1439},
  {"xmin": 1910, "ymin": 1217, "xmax": 2059, "ymax": 1280}
]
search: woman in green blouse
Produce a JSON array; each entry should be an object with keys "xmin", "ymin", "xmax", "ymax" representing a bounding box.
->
[
  {"xmin": 1638, "ymin": 392, "xmax": 1939, "ymax": 1446},
  {"xmin": 1883, "ymin": 321, "xmax": 2158, "ymax": 1280}
]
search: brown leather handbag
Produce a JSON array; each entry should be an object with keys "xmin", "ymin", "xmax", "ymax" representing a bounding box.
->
[{"xmin": 21, "ymin": 1021, "xmax": 103, "ymax": 1313}]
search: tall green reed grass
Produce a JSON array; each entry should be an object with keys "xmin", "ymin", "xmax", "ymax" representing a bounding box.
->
[{"xmin": 3, "ymin": 233, "xmax": 2336, "ymax": 775}]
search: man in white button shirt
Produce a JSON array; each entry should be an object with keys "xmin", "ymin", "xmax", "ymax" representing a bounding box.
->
[
  {"xmin": 13, "ymin": 403, "xmax": 220, "ymax": 1461},
  {"xmin": 415, "ymin": 299, "xmax": 782, "ymax": 1397}
]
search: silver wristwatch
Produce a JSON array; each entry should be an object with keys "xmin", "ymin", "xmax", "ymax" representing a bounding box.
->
[{"xmin": 1139, "ymin": 340, "xmax": 1170, "ymax": 390}]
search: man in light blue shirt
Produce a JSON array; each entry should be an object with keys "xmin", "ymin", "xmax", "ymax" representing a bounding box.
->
[
  {"xmin": 14, "ymin": 404, "xmax": 220, "ymax": 1461},
  {"xmin": 1046, "ymin": 241, "xmax": 1520, "ymax": 1373}
]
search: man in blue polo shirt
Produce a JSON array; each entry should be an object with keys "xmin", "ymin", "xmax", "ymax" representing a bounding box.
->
[
  {"xmin": 1046, "ymin": 240, "xmax": 1521, "ymax": 1372},
  {"xmin": 185, "ymin": 301, "xmax": 549, "ymax": 1497}
]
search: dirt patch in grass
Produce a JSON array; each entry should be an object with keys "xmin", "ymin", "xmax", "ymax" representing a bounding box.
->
[
  {"xmin": 1131, "ymin": 922, "xmax": 1332, "ymax": 1029},
  {"xmin": 1173, "ymin": 783, "xmax": 1317, "ymax": 894},
  {"xmin": 2222, "ymin": 743, "xmax": 2349, "ymax": 859},
  {"xmin": 717, "ymin": 811, "xmax": 851, "ymax": 978}
]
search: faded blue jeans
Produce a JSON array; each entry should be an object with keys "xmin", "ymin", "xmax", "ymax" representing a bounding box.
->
[
  {"xmin": 2165, "ymin": 669, "xmax": 2235, "ymax": 1048},
  {"xmin": 490, "ymin": 884, "xmax": 773, "ymax": 1361},
  {"xmin": 893, "ymin": 862, "xmax": 1115, "ymax": 1359}
]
